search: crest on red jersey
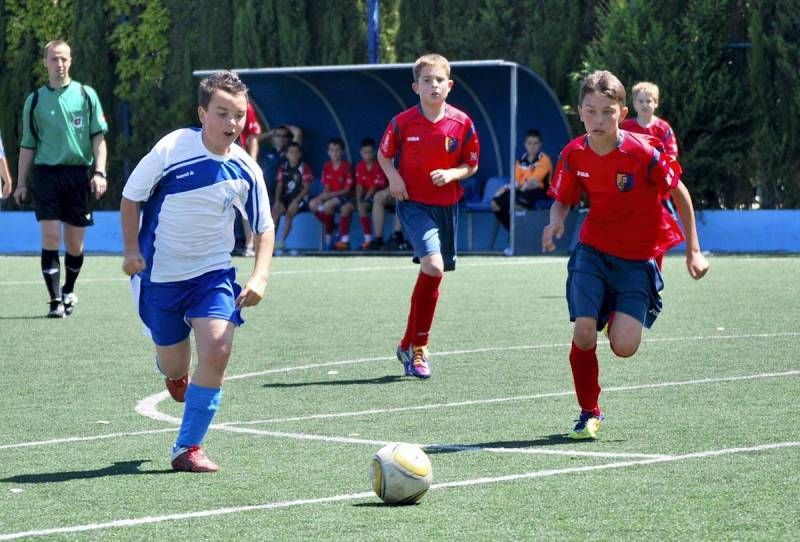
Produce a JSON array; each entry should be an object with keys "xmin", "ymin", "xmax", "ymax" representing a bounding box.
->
[
  {"xmin": 616, "ymin": 173, "xmax": 634, "ymax": 192},
  {"xmin": 445, "ymin": 136, "xmax": 458, "ymax": 153}
]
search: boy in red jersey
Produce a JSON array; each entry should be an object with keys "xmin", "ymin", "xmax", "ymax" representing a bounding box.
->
[
  {"xmin": 621, "ymin": 81, "xmax": 684, "ymax": 268},
  {"xmin": 309, "ymin": 138, "xmax": 355, "ymax": 250},
  {"xmin": 378, "ymin": 53, "xmax": 480, "ymax": 378},
  {"xmin": 620, "ymin": 82, "xmax": 678, "ymax": 158},
  {"xmin": 542, "ymin": 70, "xmax": 708, "ymax": 439},
  {"xmin": 355, "ymin": 137, "xmax": 388, "ymax": 249}
]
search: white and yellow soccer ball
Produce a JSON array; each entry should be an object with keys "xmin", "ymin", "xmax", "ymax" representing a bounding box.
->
[{"xmin": 371, "ymin": 442, "xmax": 433, "ymax": 505}]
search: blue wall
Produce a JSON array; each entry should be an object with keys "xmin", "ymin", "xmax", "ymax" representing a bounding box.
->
[{"xmin": 2, "ymin": 210, "xmax": 800, "ymax": 254}]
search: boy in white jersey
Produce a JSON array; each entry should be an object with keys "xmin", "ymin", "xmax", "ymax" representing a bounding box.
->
[{"xmin": 121, "ymin": 71, "xmax": 274, "ymax": 472}]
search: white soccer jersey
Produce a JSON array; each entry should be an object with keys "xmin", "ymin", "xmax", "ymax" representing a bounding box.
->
[{"xmin": 122, "ymin": 128, "xmax": 273, "ymax": 283}]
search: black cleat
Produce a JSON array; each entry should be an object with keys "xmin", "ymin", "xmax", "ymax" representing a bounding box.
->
[{"xmin": 48, "ymin": 299, "xmax": 65, "ymax": 318}]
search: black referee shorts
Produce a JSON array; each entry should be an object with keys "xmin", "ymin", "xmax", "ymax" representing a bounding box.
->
[{"xmin": 32, "ymin": 165, "xmax": 94, "ymax": 227}]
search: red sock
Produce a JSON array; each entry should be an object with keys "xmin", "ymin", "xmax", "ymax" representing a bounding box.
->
[
  {"xmin": 569, "ymin": 341, "xmax": 601, "ymax": 415},
  {"xmin": 339, "ymin": 216, "xmax": 351, "ymax": 236},
  {"xmin": 322, "ymin": 213, "xmax": 335, "ymax": 234},
  {"xmin": 409, "ymin": 272, "xmax": 443, "ymax": 348},
  {"xmin": 360, "ymin": 216, "xmax": 372, "ymax": 236}
]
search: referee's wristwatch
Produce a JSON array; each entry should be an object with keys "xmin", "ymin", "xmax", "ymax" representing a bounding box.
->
[{"xmin": 93, "ymin": 170, "xmax": 107, "ymax": 179}]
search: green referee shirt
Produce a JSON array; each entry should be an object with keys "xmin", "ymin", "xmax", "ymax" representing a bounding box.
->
[{"xmin": 20, "ymin": 80, "xmax": 108, "ymax": 166}]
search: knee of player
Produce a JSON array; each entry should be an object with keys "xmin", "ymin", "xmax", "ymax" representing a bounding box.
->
[
  {"xmin": 609, "ymin": 339, "xmax": 639, "ymax": 358},
  {"xmin": 202, "ymin": 340, "xmax": 233, "ymax": 365},
  {"xmin": 572, "ymin": 325, "xmax": 597, "ymax": 350},
  {"xmin": 421, "ymin": 260, "xmax": 445, "ymax": 277}
]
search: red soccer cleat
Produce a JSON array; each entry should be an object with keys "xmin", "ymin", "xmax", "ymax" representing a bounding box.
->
[
  {"xmin": 165, "ymin": 375, "xmax": 188, "ymax": 402},
  {"xmin": 171, "ymin": 446, "xmax": 219, "ymax": 472}
]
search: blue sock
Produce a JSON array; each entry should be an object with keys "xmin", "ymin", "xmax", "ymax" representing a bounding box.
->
[{"xmin": 174, "ymin": 383, "xmax": 222, "ymax": 453}]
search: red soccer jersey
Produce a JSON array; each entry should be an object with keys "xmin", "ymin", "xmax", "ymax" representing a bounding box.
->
[
  {"xmin": 620, "ymin": 117, "xmax": 678, "ymax": 158},
  {"xmin": 237, "ymin": 102, "xmax": 262, "ymax": 149},
  {"xmin": 547, "ymin": 131, "xmax": 683, "ymax": 260},
  {"xmin": 322, "ymin": 160, "xmax": 354, "ymax": 193},
  {"xmin": 355, "ymin": 160, "xmax": 388, "ymax": 191},
  {"xmin": 380, "ymin": 104, "xmax": 480, "ymax": 206}
]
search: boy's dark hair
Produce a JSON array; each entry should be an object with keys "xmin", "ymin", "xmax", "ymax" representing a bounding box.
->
[
  {"xmin": 198, "ymin": 71, "xmax": 248, "ymax": 109},
  {"xmin": 525, "ymin": 129, "xmax": 542, "ymax": 141},
  {"xmin": 579, "ymin": 70, "xmax": 626, "ymax": 107},
  {"xmin": 360, "ymin": 137, "xmax": 376, "ymax": 149},
  {"xmin": 286, "ymin": 141, "xmax": 301, "ymax": 152},
  {"xmin": 328, "ymin": 137, "xmax": 345, "ymax": 149}
]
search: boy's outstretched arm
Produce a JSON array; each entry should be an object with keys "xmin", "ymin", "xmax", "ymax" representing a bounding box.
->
[
  {"xmin": 378, "ymin": 152, "xmax": 408, "ymax": 201},
  {"xmin": 670, "ymin": 181, "xmax": 709, "ymax": 280},
  {"xmin": 237, "ymin": 226, "xmax": 274, "ymax": 308},
  {"xmin": 120, "ymin": 197, "xmax": 146, "ymax": 276},
  {"xmin": 542, "ymin": 200, "xmax": 570, "ymax": 252}
]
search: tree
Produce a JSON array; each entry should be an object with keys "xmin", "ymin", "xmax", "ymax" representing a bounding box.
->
[
  {"xmin": 233, "ymin": 0, "xmax": 264, "ymax": 68},
  {"xmin": 748, "ymin": 0, "xmax": 800, "ymax": 208},
  {"xmin": 582, "ymin": 0, "xmax": 752, "ymax": 209},
  {"xmin": 308, "ymin": 0, "xmax": 366, "ymax": 65},
  {"xmin": 276, "ymin": 0, "xmax": 311, "ymax": 66}
]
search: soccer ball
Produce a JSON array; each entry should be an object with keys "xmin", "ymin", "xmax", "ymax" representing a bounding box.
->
[{"xmin": 371, "ymin": 442, "xmax": 433, "ymax": 505}]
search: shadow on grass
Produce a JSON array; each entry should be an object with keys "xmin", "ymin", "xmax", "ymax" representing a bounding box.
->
[
  {"xmin": 423, "ymin": 434, "xmax": 625, "ymax": 454},
  {"xmin": 263, "ymin": 375, "xmax": 404, "ymax": 388},
  {"xmin": 0, "ymin": 315, "xmax": 51, "ymax": 320},
  {"xmin": 352, "ymin": 501, "xmax": 419, "ymax": 508},
  {"xmin": 0, "ymin": 460, "xmax": 175, "ymax": 484}
]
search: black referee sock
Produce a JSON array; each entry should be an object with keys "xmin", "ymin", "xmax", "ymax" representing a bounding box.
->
[
  {"xmin": 41, "ymin": 249, "xmax": 61, "ymax": 301},
  {"xmin": 63, "ymin": 252, "xmax": 84, "ymax": 295}
]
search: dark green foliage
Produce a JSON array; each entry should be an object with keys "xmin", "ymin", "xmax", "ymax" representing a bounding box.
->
[
  {"xmin": 233, "ymin": 0, "xmax": 264, "ymax": 68},
  {"xmin": 308, "ymin": 0, "xmax": 367, "ymax": 64},
  {"xmin": 275, "ymin": 0, "xmax": 311, "ymax": 66},
  {"xmin": 748, "ymin": 0, "xmax": 800, "ymax": 208},
  {"xmin": 583, "ymin": 0, "xmax": 752, "ymax": 208}
]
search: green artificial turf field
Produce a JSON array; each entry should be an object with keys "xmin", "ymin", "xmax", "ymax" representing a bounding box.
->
[{"xmin": 1, "ymin": 254, "xmax": 798, "ymax": 540}]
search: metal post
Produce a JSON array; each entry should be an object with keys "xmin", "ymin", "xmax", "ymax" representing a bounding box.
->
[
  {"xmin": 508, "ymin": 64, "xmax": 518, "ymax": 255},
  {"xmin": 367, "ymin": 0, "xmax": 380, "ymax": 64}
]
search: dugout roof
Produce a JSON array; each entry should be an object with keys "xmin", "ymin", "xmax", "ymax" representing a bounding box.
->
[{"xmin": 195, "ymin": 60, "xmax": 571, "ymax": 183}]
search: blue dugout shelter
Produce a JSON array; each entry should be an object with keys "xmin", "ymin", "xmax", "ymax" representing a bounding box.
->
[{"xmin": 195, "ymin": 60, "xmax": 571, "ymax": 253}]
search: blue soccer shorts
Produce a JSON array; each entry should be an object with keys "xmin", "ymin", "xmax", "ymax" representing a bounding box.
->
[
  {"xmin": 396, "ymin": 200, "xmax": 457, "ymax": 271},
  {"xmin": 133, "ymin": 267, "xmax": 244, "ymax": 346},
  {"xmin": 566, "ymin": 243, "xmax": 664, "ymax": 331}
]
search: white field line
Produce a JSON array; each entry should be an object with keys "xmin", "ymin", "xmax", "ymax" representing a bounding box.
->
[
  {"xmin": 0, "ymin": 428, "xmax": 177, "ymax": 451},
  {"xmin": 132, "ymin": 369, "xmax": 800, "ymax": 461},
  {"xmin": 134, "ymin": 394, "xmax": 664, "ymax": 459},
  {"xmin": 1, "ymin": 440, "xmax": 797, "ymax": 541},
  {"xmin": 222, "ymin": 369, "xmax": 800, "ymax": 427},
  {"xmin": 225, "ymin": 331, "xmax": 800, "ymax": 380},
  {"xmin": 4, "ymin": 357, "xmax": 798, "ymax": 452},
  {"xmin": 0, "ymin": 258, "xmax": 562, "ymax": 286}
]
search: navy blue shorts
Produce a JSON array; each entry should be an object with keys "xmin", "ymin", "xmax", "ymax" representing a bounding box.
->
[
  {"xmin": 566, "ymin": 243, "xmax": 664, "ymax": 330},
  {"xmin": 133, "ymin": 268, "xmax": 244, "ymax": 346},
  {"xmin": 396, "ymin": 201, "xmax": 457, "ymax": 271}
]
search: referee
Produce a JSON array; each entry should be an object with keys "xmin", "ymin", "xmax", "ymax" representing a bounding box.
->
[{"xmin": 14, "ymin": 39, "xmax": 108, "ymax": 318}]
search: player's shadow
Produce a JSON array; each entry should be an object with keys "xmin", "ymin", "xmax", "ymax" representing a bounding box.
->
[
  {"xmin": 263, "ymin": 375, "xmax": 404, "ymax": 388},
  {"xmin": 0, "ymin": 460, "xmax": 174, "ymax": 484},
  {"xmin": 423, "ymin": 434, "xmax": 621, "ymax": 454}
]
